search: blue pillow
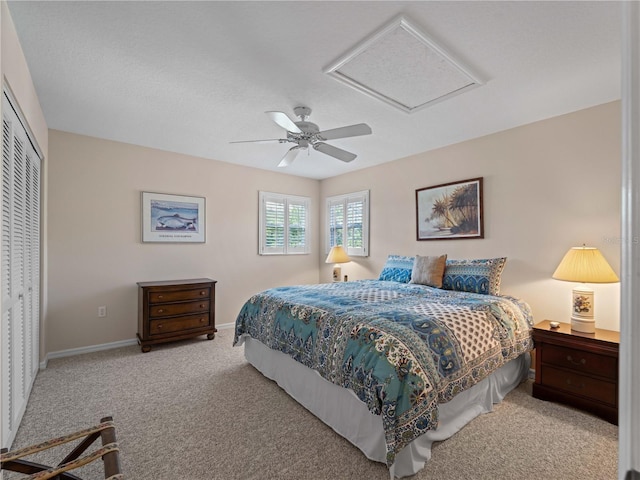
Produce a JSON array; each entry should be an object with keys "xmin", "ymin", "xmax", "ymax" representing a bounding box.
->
[
  {"xmin": 378, "ymin": 255, "xmax": 415, "ymax": 283},
  {"xmin": 442, "ymin": 257, "xmax": 507, "ymax": 295}
]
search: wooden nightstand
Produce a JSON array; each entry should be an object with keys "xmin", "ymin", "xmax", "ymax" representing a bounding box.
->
[{"xmin": 532, "ymin": 320, "xmax": 619, "ymax": 424}]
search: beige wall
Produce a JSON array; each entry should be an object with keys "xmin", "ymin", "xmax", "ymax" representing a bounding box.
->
[
  {"xmin": 320, "ymin": 102, "xmax": 622, "ymax": 332},
  {"xmin": 46, "ymin": 130, "xmax": 320, "ymax": 353}
]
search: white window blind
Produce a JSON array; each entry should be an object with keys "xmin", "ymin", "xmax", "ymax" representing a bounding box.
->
[
  {"xmin": 259, "ymin": 191, "xmax": 310, "ymax": 255},
  {"xmin": 326, "ymin": 190, "xmax": 369, "ymax": 257}
]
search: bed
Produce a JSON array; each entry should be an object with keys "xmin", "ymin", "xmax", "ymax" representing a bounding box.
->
[{"xmin": 233, "ymin": 256, "xmax": 534, "ymax": 478}]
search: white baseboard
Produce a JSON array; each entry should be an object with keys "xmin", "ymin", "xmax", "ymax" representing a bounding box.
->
[
  {"xmin": 216, "ymin": 322, "xmax": 235, "ymax": 330},
  {"xmin": 40, "ymin": 322, "xmax": 237, "ymax": 369},
  {"xmin": 40, "ymin": 338, "xmax": 139, "ymax": 370}
]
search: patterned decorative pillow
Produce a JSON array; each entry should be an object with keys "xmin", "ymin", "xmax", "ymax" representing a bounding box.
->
[
  {"xmin": 378, "ymin": 255, "xmax": 415, "ymax": 283},
  {"xmin": 409, "ymin": 254, "xmax": 447, "ymax": 288},
  {"xmin": 442, "ymin": 257, "xmax": 507, "ymax": 295}
]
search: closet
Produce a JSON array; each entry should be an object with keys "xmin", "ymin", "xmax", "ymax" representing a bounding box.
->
[{"xmin": 1, "ymin": 90, "xmax": 42, "ymax": 448}]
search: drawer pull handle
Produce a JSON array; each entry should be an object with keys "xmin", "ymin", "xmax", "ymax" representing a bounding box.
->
[
  {"xmin": 200, "ymin": 318, "xmax": 205, "ymax": 323},
  {"xmin": 158, "ymin": 309, "xmax": 164, "ymax": 313},
  {"xmin": 567, "ymin": 355, "xmax": 586, "ymax": 366},
  {"xmin": 565, "ymin": 378, "xmax": 585, "ymax": 389},
  {"xmin": 199, "ymin": 304, "xmax": 205, "ymax": 308},
  {"xmin": 157, "ymin": 324, "xmax": 163, "ymax": 329},
  {"xmin": 158, "ymin": 295, "xmax": 164, "ymax": 299},
  {"xmin": 200, "ymin": 291, "xmax": 206, "ymax": 295}
]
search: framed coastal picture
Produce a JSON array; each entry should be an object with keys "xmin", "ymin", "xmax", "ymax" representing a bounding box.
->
[
  {"xmin": 141, "ymin": 192, "xmax": 206, "ymax": 243},
  {"xmin": 415, "ymin": 177, "xmax": 483, "ymax": 241}
]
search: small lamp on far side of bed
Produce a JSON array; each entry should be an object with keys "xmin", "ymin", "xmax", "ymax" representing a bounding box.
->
[
  {"xmin": 326, "ymin": 245, "xmax": 351, "ymax": 282},
  {"xmin": 552, "ymin": 245, "xmax": 619, "ymax": 333}
]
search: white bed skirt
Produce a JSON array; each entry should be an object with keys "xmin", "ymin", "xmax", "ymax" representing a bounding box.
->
[{"xmin": 241, "ymin": 335, "xmax": 530, "ymax": 479}]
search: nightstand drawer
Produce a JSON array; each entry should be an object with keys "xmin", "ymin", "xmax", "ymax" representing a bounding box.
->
[
  {"xmin": 542, "ymin": 344, "xmax": 617, "ymax": 379},
  {"xmin": 541, "ymin": 365, "xmax": 616, "ymax": 406}
]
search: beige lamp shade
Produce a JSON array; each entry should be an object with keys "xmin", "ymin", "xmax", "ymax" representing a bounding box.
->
[
  {"xmin": 552, "ymin": 246, "xmax": 619, "ymax": 283},
  {"xmin": 325, "ymin": 245, "xmax": 351, "ymax": 264}
]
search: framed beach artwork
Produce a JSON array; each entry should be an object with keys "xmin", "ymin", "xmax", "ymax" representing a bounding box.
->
[
  {"xmin": 415, "ymin": 177, "xmax": 483, "ymax": 241},
  {"xmin": 141, "ymin": 192, "xmax": 206, "ymax": 243}
]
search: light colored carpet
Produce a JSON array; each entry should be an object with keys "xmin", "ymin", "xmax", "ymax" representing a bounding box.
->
[{"xmin": 8, "ymin": 328, "xmax": 618, "ymax": 479}]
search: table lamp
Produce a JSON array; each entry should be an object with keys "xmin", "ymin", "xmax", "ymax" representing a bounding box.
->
[
  {"xmin": 325, "ymin": 245, "xmax": 350, "ymax": 282},
  {"xmin": 552, "ymin": 245, "xmax": 619, "ymax": 333}
]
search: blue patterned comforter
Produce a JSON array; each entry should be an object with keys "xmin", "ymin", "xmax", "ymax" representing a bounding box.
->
[{"xmin": 233, "ymin": 280, "xmax": 533, "ymax": 466}]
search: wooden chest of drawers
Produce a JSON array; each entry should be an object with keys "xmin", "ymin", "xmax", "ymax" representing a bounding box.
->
[
  {"xmin": 137, "ymin": 278, "xmax": 217, "ymax": 353},
  {"xmin": 532, "ymin": 320, "xmax": 619, "ymax": 424}
]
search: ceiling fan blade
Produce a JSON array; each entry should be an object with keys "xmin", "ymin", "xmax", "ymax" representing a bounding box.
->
[
  {"xmin": 313, "ymin": 142, "xmax": 357, "ymax": 163},
  {"xmin": 229, "ymin": 138, "xmax": 283, "ymax": 144},
  {"xmin": 266, "ymin": 111, "xmax": 302, "ymax": 133},
  {"xmin": 317, "ymin": 123, "xmax": 372, "ymax": 141},
  {"xmin": 278, "ymin": 146, "xmax": 302, "ymax": 167}
]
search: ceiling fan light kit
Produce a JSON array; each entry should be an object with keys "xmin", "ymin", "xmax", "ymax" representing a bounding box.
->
[{"xmin": 232, "ymin": 106, "xmax": 372, "ymax": 167}]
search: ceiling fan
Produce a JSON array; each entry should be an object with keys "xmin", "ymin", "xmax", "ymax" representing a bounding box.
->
[{"xmin": 231, "ymin": 106, "xmax": 372, "ymax": 167}]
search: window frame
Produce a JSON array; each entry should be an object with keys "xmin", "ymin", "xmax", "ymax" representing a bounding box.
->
[
  {"xmin": 259, "ymin": 191, "xmax": 310, "ymax": 255},
  {"xmin": 326, "ymin": 190, "xmax": 369, "ymax": 257}
]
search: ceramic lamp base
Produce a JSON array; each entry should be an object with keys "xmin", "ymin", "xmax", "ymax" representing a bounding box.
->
[
  {"xmin": 571, "ymin": 285, "xmax": 595, "ymax": 333},
  {"xmin": 571, "ymin": 317, "xmax": 596, "ymax": 333}
]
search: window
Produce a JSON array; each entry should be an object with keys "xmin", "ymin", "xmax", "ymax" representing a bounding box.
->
[
  {"xmin": 326, "ymin": 190, "xmax": 369, "ymax": 257},
  {"xmin": 259, "ymin": 191, "xmax": 310, "ymax": 255}
]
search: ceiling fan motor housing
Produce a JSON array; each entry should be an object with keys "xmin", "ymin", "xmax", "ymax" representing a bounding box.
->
[
  {"xmin": 288, "ymin": 119, "xmax": 320, "ymax": 145},
  {"xmin": 295, "ymin": 121, "xmax": 319, "ymax": 134}
]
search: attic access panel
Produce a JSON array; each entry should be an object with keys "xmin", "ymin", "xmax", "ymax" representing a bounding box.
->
[{"xmin": 324, "ymin": 16, "xmax": 484, "ymax": 113}]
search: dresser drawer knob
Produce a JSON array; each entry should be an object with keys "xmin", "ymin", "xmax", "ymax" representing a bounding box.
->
[
  {"xmin": 200, "ymin": 318, "xmax": 205, "ymax": 323},
  {"xmin": 200, "ymin": 291, "xmax": 206, "ymax": 295},
  {"xmin": 158, "ymin": 295, "xmax": 164, "ymax": 299},
  {"xmin": 158, "ymin": 309, "xmax": 164, "ymax": 313},
  {"xmin": 199, "ymin": 304, "xmax": 205, "ymax": 308},
  {"xmin": 567, "ymin": 355, "xmax": 586, "ymax": 366},
  {"xmin": 157, "ymin": 324, "xmax": 163, "ymax": 329}
]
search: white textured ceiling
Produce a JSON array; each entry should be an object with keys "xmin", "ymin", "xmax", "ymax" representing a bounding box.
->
[{"xmin": 7, "ymin": 1, "xmax": 621, "ymax": 180}]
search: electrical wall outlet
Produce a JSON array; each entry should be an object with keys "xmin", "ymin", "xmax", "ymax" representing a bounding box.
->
[{"xmin": 98, "ymin": 306, "xmax": 107, "ymax": 317}]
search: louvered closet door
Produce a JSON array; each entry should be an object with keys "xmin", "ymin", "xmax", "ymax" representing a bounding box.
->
[{"xmin": 1, "ymin": 92, "xmax": 41, "ymax": 449}]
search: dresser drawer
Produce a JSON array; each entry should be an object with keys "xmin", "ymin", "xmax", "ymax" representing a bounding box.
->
[
  {"xmin": 150, "ymin": 314, "xmax": 211, "ymax": 335},
  {"xmin": 542, "ymin": 344, "xmax": 616, "ymax": 379},
  {"xmin": 149, "ymin": 288, "xmax": 210, "ymax": 304},
  {"xmin": 540, "ymin": 365, "xmax": 616, "ymax": 406},
  {"xmin": 150, "ymin": 300, "xmax": 210, "ymax": 318}
]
